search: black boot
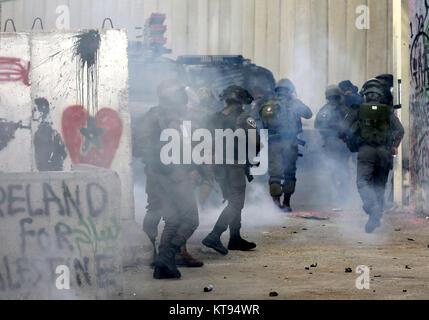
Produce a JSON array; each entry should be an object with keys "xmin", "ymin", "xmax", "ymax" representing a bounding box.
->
[
  {"xmin": 282, "ymin": 194, "xmax": 292, "ymax": 213},
  {"xmin": 153, "ymin": 245, "xmax": 181, "ymax": 279},
  {"xmin": 228, "ymin": 231, "xmax": 256, "ymax": 251},
  {"xmin": 202, "ymin": 232, "xmax": 228, "ymax": 255},
  {"xmin": 365, "ymin": 215, "xmax": 381, "ymax": 234},
  {"xmin": 149, "ymin": 238, "xmax": 157, "ymax": 268},
  {"xmin": 273, "ymin": 197, "xmax": 283, "ymax": 209}
]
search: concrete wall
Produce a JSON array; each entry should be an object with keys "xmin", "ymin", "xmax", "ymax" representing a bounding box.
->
[
  {"xmin": 1, "ymin": 0, "xmax": 393, "ymax": 116},
  {"xmin": 409, "ymin": 0, "xmax": 429, "ymax": 214},
  {"xmin": 0, "ymin": 29, "xmax": 134, "ymax": 221},
  {"xmin": 0, "ymin": 168, "xmax": 122, "ymax": 299}
]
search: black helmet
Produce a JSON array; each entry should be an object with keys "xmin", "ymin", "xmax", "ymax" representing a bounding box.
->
[
  {"xmin": 219, "ymin": 85, "xmax": 254, "ymax": 105},
  {"xmin": 325, "ymin": 85, "xmax": 342, "ymax": 98},
  {"xmin": 375, "ymin": 74, "xmax": 394, "ymax": 89},
  {"xmin": 338, "ymin": 80, "xmax": 359, "ymax": 94},
  {"xmin": 275, "ymin": 78, "xmax": 295, "ymax": 93},
  {"xmin": 361, "ymin": 78, "xmax": 392, "ymax": 104}
]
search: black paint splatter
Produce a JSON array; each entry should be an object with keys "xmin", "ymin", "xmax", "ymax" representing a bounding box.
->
[
  {"xmin": 73, "ymin": 30, "xmax": 101, "ymax": 69},
  {"xmin": 73, "ymin": 30, "xmax": 101, "ymax": 119}
]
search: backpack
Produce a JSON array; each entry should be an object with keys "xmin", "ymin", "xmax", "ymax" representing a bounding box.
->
[
  {"xmin": 315, "ymin": 103, "xmax": 340, "ymax": 130},
  {"xmin": 259, "ymin": 99, "xmax": 299, "ymax": 137},
  {"xmin": 352, "ymin": 103, "xmax": 391, "ymax": 146}
]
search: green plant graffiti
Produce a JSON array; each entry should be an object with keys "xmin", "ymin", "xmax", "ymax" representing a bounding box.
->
[{"xmin": 73, "ymin": 216, "xmax": 120, "ymax": 257}]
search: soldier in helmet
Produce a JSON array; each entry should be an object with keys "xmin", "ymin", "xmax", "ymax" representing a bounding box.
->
[
  {"xmin": 360, "ymin": 75, "xmax": 394, "ymax": 106},
  {"xmin": 338, "ymin": 80, "xmax": 364, "ymax": 109},
  {"xmin": 202, "ymin": 85, "xmax": 261, "ymax": 255},
  {"xmin": 342, "ymin": 81, "xmax": 404, "ymax": 233},
  {"xmin": 136, "ymin": 79, "xmax": 203, "ymax": 279},
  {"xmin": 259, "ymin": 78, "xmax": 313, "ymax": 211},
  {"xmin": 315, "ymin": 85, "xmax": 352, "ymax": 208}
]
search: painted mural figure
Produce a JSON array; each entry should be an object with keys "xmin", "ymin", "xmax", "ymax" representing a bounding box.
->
[{"xmin": 33, "ymin": 98, "xmax": 67, "ymax": 171}]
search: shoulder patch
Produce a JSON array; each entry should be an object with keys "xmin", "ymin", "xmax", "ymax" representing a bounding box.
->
[{"xmin": 247, "ymin": 117, "xmax": 257, "ymax": 129}]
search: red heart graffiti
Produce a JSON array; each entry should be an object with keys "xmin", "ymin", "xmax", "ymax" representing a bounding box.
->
[{"xmin": 61, "ymin": 105, "xmax": 123, "ymax": 168}]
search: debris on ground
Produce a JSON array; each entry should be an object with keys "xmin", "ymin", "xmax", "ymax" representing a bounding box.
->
[
  {"xmin": 345, "ymin": 267, "xmax": 352, "ymax": 273},
  {"xmin": 204, "ymin": 285, "xmax": 214, "ymax": 292},
  {"xmin": 289, "ymin": 211, "xmax": 339, "ymax": 220},
  {"xmin": 269, "ymin": 291, "xmax": 278, "ymax": 297}
]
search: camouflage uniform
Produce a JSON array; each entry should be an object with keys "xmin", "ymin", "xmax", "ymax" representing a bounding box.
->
[
  {"xmin": 259, "ymin": 79, "xmax": 312, "ymax": 211},
  {"xmin": 338, "ymin": 80, "xmax": 364, "ymax": 109},
  {"xmin": 343, "ymin": 84, "xmax": 404, "ymax": 233},
  {"xmin": 315, "ymin": 85, "xmax": 352, "ymax": 205},
  {"xmin": 136, "ymin": 79, "xmax": 200, "ymax": 278},
  {"xmin": 202, "ymin": 85, "xmax": 260, "ymax": 255}
]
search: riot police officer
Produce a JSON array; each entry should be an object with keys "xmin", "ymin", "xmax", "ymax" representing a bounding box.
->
[
  {"xmin": 342, "ymin": 82, "xmax": 404, "ymax": 233},
  {"xmin": 315, "ymin": 85, "xmax": 352, "ymax": 207},
  {"xmin": 137, "ymin": 79, "xmax": 202, "ymax": 278},
  {"xmin": 338, "ymin": 80, "xmax": 364, "ymax": 109},
  {"xmin": 259, "ymin": 79, "xmax": 313, "ymax": 212},
  {"xmin": 202, "ymin": 85, "xmax": 260, "ymax": 255}
]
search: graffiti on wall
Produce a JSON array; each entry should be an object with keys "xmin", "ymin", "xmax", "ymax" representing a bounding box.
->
[
  {"xmin": 33, "ymin": 98, "xmax": 67, "ymax": 171},
  {"xmin": 61, "ymin": 105, "xmax": 123, "ymax": 168},
  {"xmin": 0, "ymin": 178, "xmax": 121, "ymax": 293},
  {"xmin": 0, "ymin": 57, "xmax": 31, "ymax": 86},
  {"xmin": 0, "ymin": 119, "xmax": 29, "ymax": 152},
  {"xmin": 409, "ymin": 0, "xmax": 429, "ymax": 213}
]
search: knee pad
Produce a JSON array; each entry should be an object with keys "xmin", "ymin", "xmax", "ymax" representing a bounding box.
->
[
  {"xmin": 270, "ymin": 183, "xmax": 283, "ymax": 197},
  {"xmin": 282, "ymin": 180, "xmax": 296, "ymax": 195}
]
